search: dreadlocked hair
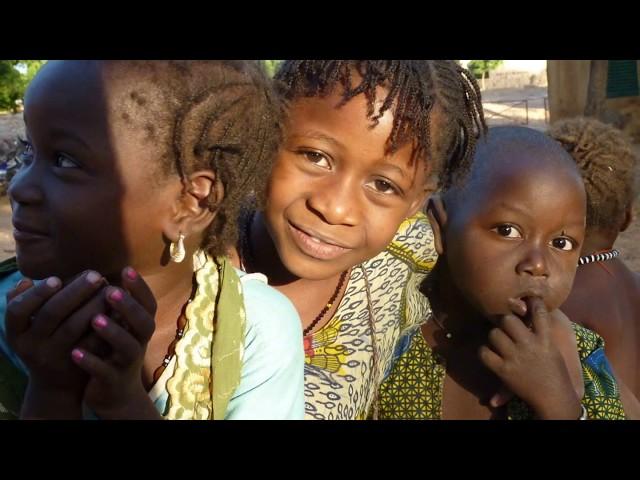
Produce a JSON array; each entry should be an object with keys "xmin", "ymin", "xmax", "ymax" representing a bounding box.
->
[
  {"xmin": 274, "ymin": 60, "xmax": 487, "ymax": 189},
  {"xmin": 107, "ymin": 60, "xmax": 284, "ymax": 258},
  {"xmin": 548, "ymin": 117, "xmax": 639, "ymax": 233}
]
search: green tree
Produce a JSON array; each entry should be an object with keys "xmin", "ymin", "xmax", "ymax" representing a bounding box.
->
[
  {"xmin": 21, "ymin": 60, "xmax": 47, "ymax": 84},
  {"xmin": 0, "ymin": 61, "xmax": 23, "ymax": 113},
  {"xmin": 0, "ymin": 60, "xmax": 47, "ymax": 113},
  {"xmin": 263, "ymin": 60, "xmax": 282, "ymax": 78},
  {"xmin": 467, "ymin": 60, "xmax": 503, "ymax": 90}
]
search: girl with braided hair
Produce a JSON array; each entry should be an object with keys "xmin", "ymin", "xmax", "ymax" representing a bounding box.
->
[
  {"xmin": 0, "ymin": 60, "xmax": 304, "ymax": 419},
  {"xmin": 552, "ymin": 117, "xmax": 640, "ymax": 418},
  {"xmin": 232, "ymin": 60, "xmax": 487, "ymax": 419}
]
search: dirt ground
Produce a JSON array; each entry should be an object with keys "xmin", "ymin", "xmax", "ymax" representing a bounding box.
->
[
  {"xmin": 482, "ymin": 86, "xmax": 549, "ymax": 131},
  {"xmin": 1, "ymin": 86, "xmax": 639, "ymax": 272}
]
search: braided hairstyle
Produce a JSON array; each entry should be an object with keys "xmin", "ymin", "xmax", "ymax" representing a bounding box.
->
[
  {"xmin": 106, "ymin": 60, "xmax": 284, "ymax": 257},
  {"xmin": 548, "ymin": 117, "xmax": 638, "ymax": 233},
  {"xmin": 274, "ymin": 60, "xmax": 487, "ymax": 189}
]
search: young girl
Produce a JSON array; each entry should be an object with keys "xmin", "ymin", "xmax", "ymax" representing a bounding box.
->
[
  {"xmin": 551, "ymin": 117, "xmax": 640, "ymax": 418},
  {"xmin": 378, "ymin": 126, "xmax": 625, "ymax": 420},
  {"xmin": 0, "ymin": 60, "xmax": 304, "ymax": 420},
  {"xmin": 231, "ymin": 60, "xmax": 487, "ymax": 419}
]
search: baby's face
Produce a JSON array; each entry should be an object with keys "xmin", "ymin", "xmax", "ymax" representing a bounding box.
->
[{"xmin": 442, "ymin": 155, "xmax": 586, "ymax": 321}]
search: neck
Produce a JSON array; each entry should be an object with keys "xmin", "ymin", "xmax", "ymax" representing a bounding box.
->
[
  {"xmin": 426, "ymin": 261, "xmax": 493, "ymax": 344},
  {"xmin": 580, "ymin": 229, "xmax": 617, "ymax": 256},
  {"xmin": 248, "ymin": 212, "xmax": 297, "ymax": 285},
  {"xmin": 138, "ymin": 258, "xmax": 196, "ymax": 331},
  {"xmin": 244, "ymin": 211, "xmax": 349, "ymax": 333}
]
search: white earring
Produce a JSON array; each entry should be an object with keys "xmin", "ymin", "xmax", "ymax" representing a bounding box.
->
[{"xmin": 170, "ymin": 232, "xmax": 186, "ymax": 263}]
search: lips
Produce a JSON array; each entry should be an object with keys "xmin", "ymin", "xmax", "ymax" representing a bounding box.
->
[
  {"xmin": 287, "ymin": 221, "xmax": 353, "ymax": 261},
  {"xmin": 508, "ymin": 287, "xmax": 550, "ymax": 317},
  {"xmin": 12, "ymin": 219, "xmax": 49, "ymax": 241},
  {"xmin": 517, "ymin": 289, "xmax": 546, "ymax": 300}
]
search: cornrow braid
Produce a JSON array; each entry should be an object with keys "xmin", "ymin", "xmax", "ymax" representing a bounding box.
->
[
  {"xmin": 274, "ymin": 60, "xmax": 487, "ymax": 190},
  {"xmin": 548, "ymin": 117, "xmax": 639, "ymax": 233},
  {"xmin": 109, "ymin": 60, "xmax": 284, "ymax": 258}
]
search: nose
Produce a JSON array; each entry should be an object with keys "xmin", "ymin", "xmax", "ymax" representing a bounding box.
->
[
  {"xmin": 306, "ymin": 176, "xmax": 359, "ymax": 226},
  {"xmin": 8, "ymin": 161, "xmax": 44, "ymax": 206},
  {"xmin": 516, "ymin": 245, "xmax": 549, "ymax": 278}
]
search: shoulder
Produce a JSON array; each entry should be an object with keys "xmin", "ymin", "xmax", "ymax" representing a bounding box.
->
[
  {"xmin": 227, "ymin": 269, "xmax": 304, "ymax": 419},
  {"xmin": 0, "ymin": 259, "xmax": 26, "ymax": 373},
  {"xmin": 0, "ymin": 258, "xmax": 23, "ymax": 337},
  {"xmin": 563, "ymin": 268, "xmax": 614, "ymax": 328},
  {"xmin": 572, "ymin": 321, "xmax": 617, "ymax": 393},
  {"xmin": 572, "ymin": 322, "xmax": 605, "ymax": 360},
  {"xmin": 0, "ymin": 258, "xmax": 21, "ymax": 298},
  {"xmin": 236, "ymin": 268, "xmax": 302, "ymax": 351},
  {"xmin": 384, "ymin": 212, "xmax": 437, "ymax": 272},
  {"xmin": 572, "ymin": 322, "xmax": 625, "ymax": 418}
]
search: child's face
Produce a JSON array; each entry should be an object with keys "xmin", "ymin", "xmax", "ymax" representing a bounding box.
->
[
  {"xmin": 10, "ymin": 61, "xmax": 179, "ymax": 281},
  {"xmin": 442, "ymin": 157, "xmax": 586, "ymax": 320},
  {"xmin": 263, "ymin": 87, "xmax": 430, "ymax": 280}
]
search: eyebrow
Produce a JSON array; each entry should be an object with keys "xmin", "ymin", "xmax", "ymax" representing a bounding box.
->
[
  {"xmin": 561, "ymin": 220, "xmax": 588, "ymax": 229},
  {"xmin": 494, "ymin": 203, "xmax": 585, "ymax": 227},
  {"xmin": 291, "ymin": 130, "xmax": 346, "ymax": 152},
  {"xmin": 493, "ymin": 202, "xmax": 535, "ymax": 219},
  {"xmin": 377, "ymin": 162, "xmax": 408, "ymax": 179},
  {"xmin": 49, "ymin": 127, "xmax": 92, "ymax": 151},
  {"xmin": 293, "ymin": 130, "xmax": 413, "ymax": 176}
]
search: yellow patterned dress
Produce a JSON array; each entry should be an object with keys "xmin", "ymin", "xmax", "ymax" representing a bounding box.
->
[
  {"xmin": 303, "ymin": 212, "xmax": 437, "ymax": 420},
  {"xmin": 378, "ymin": 323, "xmax": 626, "ymax": 420}
]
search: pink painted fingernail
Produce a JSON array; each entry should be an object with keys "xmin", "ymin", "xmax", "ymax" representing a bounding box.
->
[
  {"xmin": 125, "ymin": 267, "xmax": 137, "ymax": 280},
  {"xmin": 71, "ymin": 349, "xmax": 84, "ymax": 362},
  {"xmin": 109, "ymin": 288, "xmax": 123, "ymax": 302},
  {"xmin": 93, "ymin": 314, "xmax": 108, "ymax": 329},
  {"xmin": 46, "ymin": 277, "xmax": 61, "ymax": 289}
]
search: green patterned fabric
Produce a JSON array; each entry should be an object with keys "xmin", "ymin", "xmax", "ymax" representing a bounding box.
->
[
  {"xmin": 378, "ymin": 322, "xmax": 626, "ymax": 420},
  {"xmin": 302, "ymin": 213, "xmax": 437, "ymax": 419}
]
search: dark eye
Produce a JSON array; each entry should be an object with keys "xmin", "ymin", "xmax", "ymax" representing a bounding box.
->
[
  {"xmin": 550, "ymin": 237, "xmax": 575, "ymax": 251},
  {"xmin": 302, "ymin": 151, "xmax": 330, "ymax": 169},
  {"xmin": 54, "ymin": 153, "xmax": 80, "ymax": 169},
  {"xmin": 17, "ymin": 138, "xmax": 34, "ymax": 163},
  {"xmin": 367, "ymin": 178, "xmax": 399, "ymax": 195},
  {"xmin": 493, "ymin": 224, "xmax": 522, "ymax": 238}
]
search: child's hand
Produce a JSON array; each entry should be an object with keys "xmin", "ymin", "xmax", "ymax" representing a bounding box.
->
[
  {"xmin": 5, "ymin": 271, "xmax": 109, "ymax": 418},
  {"xmin": 479, "ymin": 297, "xmax": 582, "ymax": 419},
  {"xmin": 71, "ymin": 267, "xmax": 160, "ymax": 419}
]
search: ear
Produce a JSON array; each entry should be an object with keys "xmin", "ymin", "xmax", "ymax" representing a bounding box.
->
[
  {"xmin": 620, "ymin": 203, "xmax": 633, "ymax": 233},
  {"xmin": 164, "ymin": 169, "xmax": 224, "ymax": 243},
  {"xmin": 426, "ymin": 194, "xmax": 448, "ymax": 256}
]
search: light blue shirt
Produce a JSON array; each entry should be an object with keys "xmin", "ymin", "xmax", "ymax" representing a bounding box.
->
[{"xmin": 0, "ymin": 269, "xmax": 305, "ymax": 420}]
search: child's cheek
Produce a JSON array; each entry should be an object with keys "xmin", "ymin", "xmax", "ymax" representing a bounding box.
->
[{"xmin": 549, "ymin": 276, "xmax": 576, "ymax": 310}]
